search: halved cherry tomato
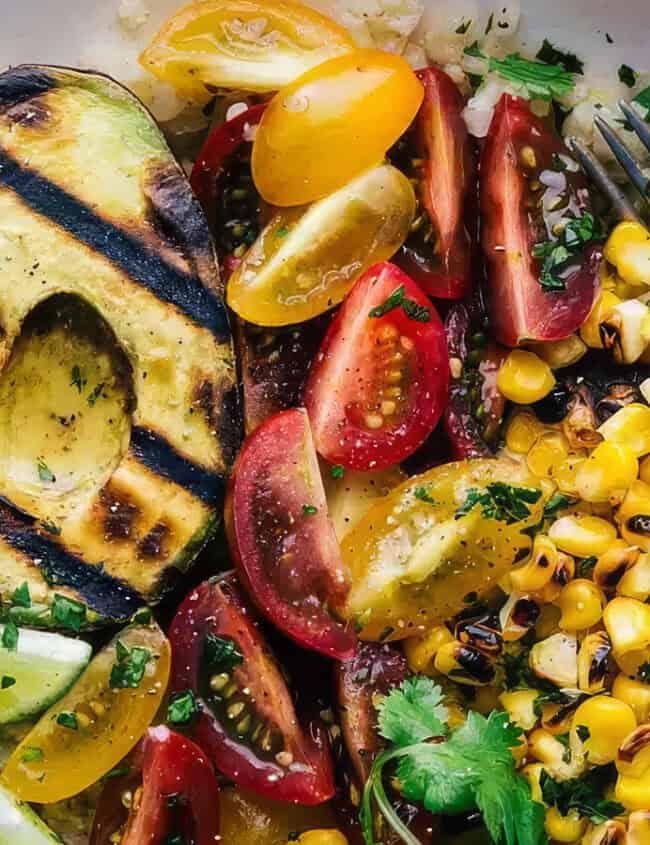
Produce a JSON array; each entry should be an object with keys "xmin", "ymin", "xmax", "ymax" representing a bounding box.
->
[
  {"xmin": 226, "ymin": 408, "xmax": 355, "ymax": 658},
  {"xmin": 252, "ymin": 49, "xmax": 423, "ymax": 206},
  {"xmin": 481, "ymin": 94, "xmax": 601, "ymax": 347},
  {"xmin": 304, "ymin": 263, "xmax": 449, "ymax": 471},
  {"xmin": 90, "ymin": 726, "xmax": 220, "ymax": 845},
  {"xmin": 394, "ymin": 67, "xmax": 474, "ymax": 299},
  {"xmin": 342, "ymin": 459, "xmax": 546, "ymax": 641},
  {"xmin": 140, "ymin": 0, "xmax": 354, "ymax": 98},
  {"xmin": 169, "ymin": 576, "xmax": 335, "ymax": 804},
  {"xmin": 227, "ymin": 163, "xmax": 415, "ymax": 326},
  {"xmin": 2, "ymin": 619, "xmax": 170, "ymax": 803}
]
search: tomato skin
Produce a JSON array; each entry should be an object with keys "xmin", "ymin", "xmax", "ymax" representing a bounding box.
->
[
  {"xmin": 227, "ymin": 408, "xmax": 356, "ymax": 658},
  {"xmin": 304, "ymin": 263, "xmax": 449, "ymax": 471},
  {"xmin": 481, "ymin": 94, "xmax": 600, "ymax": 347},
  {"xmin": 1, "ymin": 620, "xmax": 170, "ymax": 804},
  {"xmin": 90, "ymin": 727, "xmax": 220, "ymax": 845},
  {"xmin": 169, "ymin": 576, "xmax": 336, "ymax": 804},
  {"xmin": 252, "ymin": 49, "xmax": 423, "ymax": 206},
  {"xmin": 140, "ymin": 0, "xmax": 354, "ymax": 97},
  {"xmin": 397, "ymin": 67, "xmax": 474, "ymax": 299}
]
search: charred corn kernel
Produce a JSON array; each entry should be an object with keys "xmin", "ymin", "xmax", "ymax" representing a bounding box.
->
[
  {"xmin": 615, "ymin": 647, "xmax": 650, "ymax": 677},
  {"xmin": 404, "ymin": 626, "xmax": 454, "ymax": 674},
  {"xmin": 612, "ymin": 674, "xmax": 650, "ymax": 723},
  {"xmin": 541, "ymin": 701, "xmax": 575, "ymax": 736},
  {"xmin": 617, "ymin": 552, "xmax": 650, "ymax": 601},
  {"xmin": 531, "ymin": 335, "xmax": 587, "ymax": 370},
  {"xmin": 616, "ymin": 724, "xmax": 650, "ymax": 778},
  {"xmin": 604, "ymin": 597, "xmax": 650, "ymax": 656},
  {"xmin": 499, "ymin": 689, "xmax": 539, "ymax": 731},
  {"xmin": 593, "ymin": 543, "xmax": 640, "ymax": 592},
  {"xmin": 527, "ymin": 431, "xmax": 570, "ymax": 478},
  {"xmin": 577, "ymin": 631, "xmax": 611, "ymax": 694},
  {"xmin": 497, "ymin": 350, "xmax": 556, "ymax": 405},
  {"xmin": 553, "ymin": 455, "xmax": 587, "ymax": 496},
  {"xmin": 434, "ymin": 641, "xmax": 495, "ymax": 686},
  {"xmin": 575, "ymin": 441, "xmax": 639, "ymax": 504},
  {"xmin": 548, "ymin": 514, "xmax": 617, "ymax": 557},
  {"xmin": 616, "ymin": 769, "xmax": 650, "ymax": 812},
  {"xmin": 536, "ymin": 603, "xmax": 561, "ymax": 639},
  {"xmin": 530, "ymin": 632, "xmax": 578, "ymax": 687},
  {"xmin": 598, "ymin": 404, "xmax": 650, "ymax": 458},
  {"xmin": 572, "ymin": 696, "xmax": 637, "ymax": 765},
  {"xmin": 511, "ymin": 534, "xmax": 558, "ymax": 592},
  {"xmin": 580, "ymin": 290, "xmax": 622, "ymax": 348},
  {"xmin": 506, "ymin": 412, "xmax": 545, "ymax": 454},
  {"xmin": 616, "ymin": 481, "xmax": 650, "ymax": 552},
  {"xmin": 600, "ymin": 299, "xmax": 650, "ymax": 364},
  {"xmin": 290, "ymin": 832, "xmax": 349, "ymax": 845},
  {"xmin": 582, "ymin": 820, "xmax": 627, "ymax": 845},
  {"xmin": 523, "ymin": 763, "xmax": 544, "ymax": 803},
  {"xmin": 557, "ymin": 579, "xmax": 606, "ymax": 631},
  {"xmin": 544, "ymin": 806, "xmax": 587, "ymax": 843},
  {"xmin": 604, "ymin": 221, "xmax": 650, "ymax": 289},
  {"xmin": 627, "ymin": 811, "xmax": 650, "ymax": 845}
]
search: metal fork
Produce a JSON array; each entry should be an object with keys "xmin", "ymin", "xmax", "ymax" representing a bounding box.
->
[{"xmin": 568, "ymin": 100, "xmax": 650, "ymax": 222}]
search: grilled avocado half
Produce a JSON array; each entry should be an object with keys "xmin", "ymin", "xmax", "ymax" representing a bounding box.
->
[{"xmin": 0, "ymin": 66, "xmax": 240, "ymax": 626}]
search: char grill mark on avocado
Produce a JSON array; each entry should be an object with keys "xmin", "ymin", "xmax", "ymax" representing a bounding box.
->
[{"xmin": 0, "ymin": 67, "xmax": 56, "ymax": 112}]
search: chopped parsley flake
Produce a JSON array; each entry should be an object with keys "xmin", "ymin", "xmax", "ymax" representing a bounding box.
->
[
  {"xmin": 167, "ymin": 689, "xmax": 198, "ymax": 726},
  {"xmin": 488, "ymin": 53, "xmax": 576, "ymax": 101},
  {"xmin": 540, "ymin": 768, "xmax": 623, "ymax": 824},
  {"xmin": 456, "ymin": 483, "xmax": 541, "ymax": 524},
  {"xmin": 618, "ymin": 64, "xmax": 637, "ymax": 88},
  {"xmin": 204, "ymin": 633, "xmax": 243, "ymax": 672},
  {"xmin": 110, "ymin": 640, "xmax": 151, "ymax": 689},
  {"xmin": 368, "ymin": 285, "xmax": 431, "ymax": 323},
  {"xmin": 2, "ymin": 622, "xmax": 18, "ymax": 651},
  {"xmin": 330, "ymin": 464, "xmax": 345, "ymax": 480},
  {"xmin": 536, "ymin": 40, "xmax": 584, "ymax": 74},
  {"xmin": 11, "ymin": 582, "xmax": 31, "ymax": 609},
  {"xmin": 302, "ymin": 504, "xmax": 318, "ymax": 516},
  {"xmin": 633, "ymin": 86, "xmax": 650, "ymax": 121},
  {"xmin": 414, "ymin": 486, "xmax": 437, "ymax": 505},
  {"xmin": 51, "ymin": 594, "xmax": 87, "ymax": 632},
  {"xmin": 21, "ymin": 746, "xmax": 43, "ymax": 763},
  {"xmin": 455, "ymin": 19, "xmax": 472, "ymax": 34},
  {"xmin": 87, "ymin": 382, "xmax": 105, "ymax": 407},
  {"xmin": 533, "ymin": 212, "xmax": 601, "ymax": 292},
  {"xmin": 1, "ymin": 675, "xmax": 16, "ymax": 689},
  {"xmin": 37, "ymin": 457, "xmax": 55, "ymax": 483},
  {"xmin": 56, "ymin": 711, "xmax": 78, "ymax": 730},
  {"xmin": 70, "ymin": 365, "xmax": 86, "ymax": 393}
]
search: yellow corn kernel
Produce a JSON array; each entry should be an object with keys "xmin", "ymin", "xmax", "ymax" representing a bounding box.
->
[
  {"xmin": 593, "ymin": 543, "xmax": 639, "ymax": 592},
  {"xmin": 528, "ymin": 727, "xmax": 567, "ymax": 765},
  {"xmin": 612, "ymin": 673, "xmax": 650, "ymax": 723},
  {"xmin": 473, "ymin": 684, "xmax": 501, "ymax": 714},
  {"xmin": 598, "ymin": 404, "xmax": 650, "ymax": 458},
  {"xmin": 616, "ymin": 769, "xmax": 650, "ymax": 812},
  {"xmin": 604, "ymin": 596, "xmax": 650, "ymax": 656},
  {"xmin": 548, "ymin": 514, "xmax": 617, "ymax": 557},
  {"xmin": 403, "ymin": 626, "xmax": 454, "ymax": 674},
  {"xmin": 541, "ymin": 701, "xmax": 574, "ymax": 736},
  {"xmin": 544, "ymin": 806, "xmax": 587, "ymax": 843},
  {"xmin": 535, "ymin": 603, "xmax": 561, "ymax": 639},
  {"xmin": 572, "ymin": 696, "xmax": 637, "ymax": 765},
  {"xmin": 618, "ymin": 553, "xmax": 650, "ymax": 601},
  {"xmin": 527, "ymin": 431, "xmax": 570, "ymax": 478},
  {"xmin": 290, "ymin": 832, "xmax": 349, "ymax": 845},
  {"xmin": 557, "ymin": 579, "xmax": 606, "ymax": 631},
  {"xmin": 523, "ymin": 763, "xmax": 544, "ymax": 803},
  {"xmin": 575, "ymin": 441, "xmax": 639, "ymax": 504},
  {"xmin": 506, "ymin": 412, "xmax": 545, "ymax": 454},
  {"xmin": 577, "ymin": 632, "xmax": 611, "ymax": 694},
  {"xmin": 580, "ymin": 290, "xmax": 622, "ymax": 348},
  {"xmin": 640, "ymin": 456, "xmax": 650, "ymax": 485},
  {"xmin": 615, "ymin": 647, "xmax": 650, "ymax": 677},
  {"xmin": 511, "ymin": 534, "xmax": 558, "ymax": 592},
  {"xmin": 499, "ymin": 689, "xmax": 539, "ymax": 731},
  {"xmin": 528, "ymin": 727, "xmax": 585, "ymax": 779},
  {"xmin": 497, "ymin": 350, "xmax": 556, "ymax": 405},
  {"xmin": 583, "ymin": 820, "xmax": 627, "ymax": 845},
  {"xmin": 627, "ymin": 811, "xmax": 650, "ymax": 845},
  {"xmin": 552, "ymin": 455, "xmax": 587, "ymax": 496},
  {"xmin": 531, "ymin": 335, "xmax": 587, "ymax": 369},
  {"xmin": 604, "ymin": 221, "xmax": 650, "ymax": 289},
  {"xmin": 616, "ymin": 480, "xmax": 650, "ymax": 551},
  {"xmin": 433, "ymin": 641, "xmax": 494, "ymax": 686}
]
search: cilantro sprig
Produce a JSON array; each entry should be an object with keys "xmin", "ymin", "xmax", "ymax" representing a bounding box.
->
[
  {"xmin": 455, "ymin": 482, "xmax": 541, "ymax": 524},
  {"xmin": 361, "ymin": 677, "xmax": 546, "ymax": 845}
]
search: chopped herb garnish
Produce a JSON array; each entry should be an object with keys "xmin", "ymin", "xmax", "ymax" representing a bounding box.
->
[
  {"xmin": 167, "ymin": 689, "xmax": 198, "ymax": 726},
  {"xmin": 637, "ymin": 662, "xmax": 650, "ymax": 684},
  {"xmin": 41, "ymin": 520, "xmax": 61, "ymax": 536},
  {"xmin": 132, "ymin": 607, "xmax": 153, "ymax": 625},
  {"xmin": 456, "ymin": 483, "xmax": 542, "ymax": 524},
  {"xmin": 163, "ymin": 835, "xmax": 187, "ymax": 845},
  {"xmin": 11, "ymin": 582, "xmax": 31, "ymax": 609},
  {"xmin": 204, "ymin": 633, "xmax": 243, "ymax": 672},
  {"xmin": 633, "ymin": 87, "xmax": 650, "ymax": 121},
  {"xmin": 37, "ymin": 457, "xmax": 55, "ymax": 483},
  {"xmin": 330, "ymin": 464, "xmax": 345, "ymax": 480},
  {"xmin": 543, "ymin": 493, "xmax": 575, "ymax": 520},
  {"xmin": 414, "ymin": 486, "xmax": 437, "ymax": 505},
  {"xmin": 302, "ymin": 504, "xmax": 318, "ymax": 516},
  {"xmin": 464, "ymin": 41, "xmax": 486, "ymax": 59},
  {"xmin": 368, "ymin": 284, "xmax": 431, "ymax": 323},
  {"xmin": 103, "ymin": 764, "xmax": 131, "ymax": 780},
  {"xmin": 455, "ymin": 19, "xmax": 472, "ymax": 34},
  {"xmin": 2, "ymin": 622, "xmax": 19, "ymax": 651},
  {"xmin": 1, "ymin": 675, "xmax": 16, "ymax": 689},
  {"xmin": 533, "ymin": 212, "xmax": 601, "ymax": 292},
  {"xmin": 51, "ymin": 594, "xmax": 86, "ymax": 631},
  {"xmin": 21, "ymin": 746, "xmax": 43, "ymax": 763},
  {"xmin": 488, "ymin": 53, "xmax": 576, "ymax": 101},
  {"xmin": 540, "ymin": 768, "xmax": 623, "ymax": 824},
  {"xmin": 110, "ymin": 640, "xmax": 151, "ymax": 689},
  {"xmin": 577, "ymin": 555, "xmax": 598, "ymax": 577},
  {"xmin": 577, "ymin": 725, "xmax": 591, "ymax": 743},
  {"xmin": 536, "ymin": 40, "xmax": 584, "ymax": 74},
  {"xmin": 618, "ymin": 64, "xmax": 637, "ymax": 88},
  {"xmin": 276, "ymin": 225, "xmax": 290, "ymax": 238},
  {"xmin": 378, "ymin": 626, "xmax": 395, "ymax": 642},
  {"xmin": 87, "ymin": 382, "xmax": 105, "ymax": 407},
  {"xmin": 70, "ymin": 365, "xmax": 86, "ymax": 393},
  {"xmin": 56, "ymin": 711, "xmax": 78, "ymax": 730}
]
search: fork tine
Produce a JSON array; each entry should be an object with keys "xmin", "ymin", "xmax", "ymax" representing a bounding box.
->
[
  {"xmin": 618, "ymin": 100, "xmax": 650, "ymax": 154},
  {"xmin": 568, "ymin": 136, "xmax": 641, "ymax": 223},
  {"xmin": 594, "ymin": 114, "xmax": 650, "ymax": 201}
]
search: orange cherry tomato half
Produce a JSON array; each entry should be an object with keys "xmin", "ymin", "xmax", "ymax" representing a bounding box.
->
[{"xmin": 252, "ymin": 49, "xmax": 424, "ymax": 206}]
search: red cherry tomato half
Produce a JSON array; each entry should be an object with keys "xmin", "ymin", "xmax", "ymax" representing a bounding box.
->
[
  {"xmin": 396, "ymin": 67, "xmax": 474, "ymax": 299},
  {"xmin": 90, "ymin": 726, "xmax": 220, "ymax": 845},
  {"xmin": 304, "ymin": 262, "xmax": 449, "ymax": 471},
  {"xmin": 481, "ymin": 94, "xmax": 600, "ymax": 347},
  {"xmin": 226, "ymin": 407, "xmax": 355, "ymax": 659},
  {"xmin": 169, "ymin": 576, "xmax": 336, "ymax": 805}
]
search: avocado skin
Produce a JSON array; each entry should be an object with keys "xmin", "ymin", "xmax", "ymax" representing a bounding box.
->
[{"xmin": 0, "ymin": 65, "xmax": 241, "ymax": 626}]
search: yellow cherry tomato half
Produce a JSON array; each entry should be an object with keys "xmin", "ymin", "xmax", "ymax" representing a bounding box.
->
[
  {"xmin": 140, "ymin": 0, "xmax": 354, "ymax": 98},
  {"xmin": 1, "ymin": 619, "xmax": 170, "ymax": 803},
  {"xmin": 342, "ymin": 459, "xmax": 546, "ymax": 641},
  {"xmin": 252, "ymin": 49, "xmax": 424, "ymax": 206},
  {"xmin": 227, "ymin": 163, "xmax": 415, "ymax": 325}
]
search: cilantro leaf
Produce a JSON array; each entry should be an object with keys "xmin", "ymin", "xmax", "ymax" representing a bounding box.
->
[
  {"xmin": 618, "ymin": 64, "xmax": 637, "ymax": 88},
  {"xmin": 36, "ymin": 457, "xmax": 55, "ymax": 483},
  {"xmin": 378, "ymin": 677, "xmax": 447, "ymax": 747},
  {"xmin": 204, "ymin": 633, "xmax": 243, "ymax": 672},
  {"xmin": 368, "ymin": 285, "xmax": 431, "ymax": 323},
  {"xmin": 533, "ymin": 212, "xmax": 601, "ymax": 292},
  {"xmin": 70, "ymin": 365, "xmax": 86, "ymax": 393},
  {"xmin": 167, "ymin": 689, "xmax": 198, "ymax": 726},
  {"xmin": 1, "ymin": 622, "xmax": 19, "ymax": 651},
  {"xmin": 1, "ymin": 675, "xmax": 16, "ymax": 689},
  {"xmin": 87, "ymin": 382, "xmax": 105, "ymax": 407},
  {"xmin": 56, "ymin": 711, "xmax": 78, "ymax": 730},
  {"xmin": 488, "ymin": 53, "xmax": 576, "ymax": 101},
  {"xmin": 543, "ymin": 493, "xmax": 575, "ymax": 520},
  {"xmin": 413, "ymin": 486, "xmax": 437, "ymax": 505},
  {"xmin": 540, "ymin": 768, "xmax": 623, "ymax": 824},
  {"xmin": 330, "ymin": 464, "xmax": 345, "ymax": 480},
  {"xmin": 456, "ymin": 483, "xmax": 541, "ymax": 524},
  {"xmin": 633, "ymin": 86, "xmax": 650, "ymax": 121},
  {"xmin": 21, "ymin": 746, "xmax": 43, "ymax": 763},
  {"xmin": 536, "ymin": 40, "xmax": 584, "ymax": 74},
  {"xmin": 110, "ymin": 641, "xmax": 151, "ymax": 689},
  {"xmin": 476, "ymin": 766, "xmax": 546, "ymax": 845},
  {"xmin": 51, "ymin": 594, "xmax": 87, "ymax": 631},
  {"xmin": 11, "ymin": 582, "xmax": 31, "ymax": 609}
]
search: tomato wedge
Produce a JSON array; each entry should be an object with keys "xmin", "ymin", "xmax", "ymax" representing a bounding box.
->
[
  {"xmin": 395, "ymin": 67, "xmax": 474, "ymax": 299},
  {"xmin": 226, "ymin": 408, "xmax": 355, "ymax": 658},
  {"xmin": 90, "ymin": 727, "xmax": 220, "ymax": 845},
  {"xmin": 481, "ymin": 94, "xmax": 601, "ymax": 347},
  {"xmin": 304, "ymin": 263, "xmax": 449, "ymax": 471},
  {"xmin": 169, "ymin": 576, "xmax": 335, "ymax": 804}
]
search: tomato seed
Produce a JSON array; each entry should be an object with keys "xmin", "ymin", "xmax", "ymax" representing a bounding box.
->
[{"xmin": 520, "ymin": 145, "xmax": 537, "ymax": 169}]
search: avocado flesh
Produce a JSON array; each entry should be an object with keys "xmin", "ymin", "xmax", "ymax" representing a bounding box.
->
[{"xmin": 0, "ymin": 66, "xmax": 240, "ymax": 624}]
